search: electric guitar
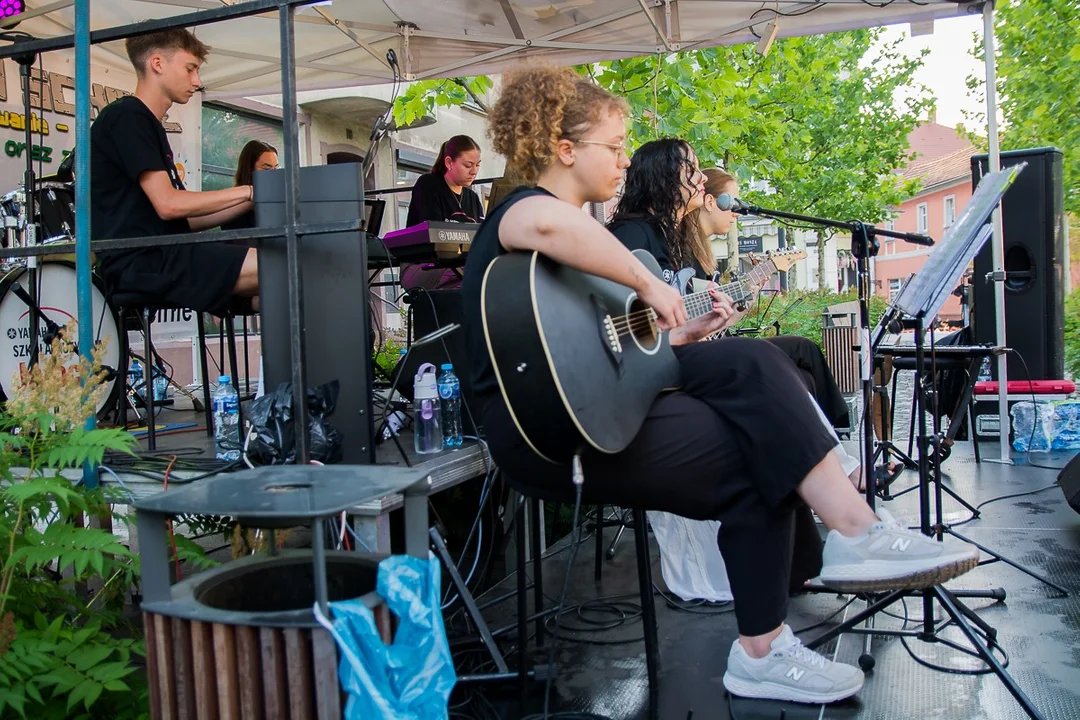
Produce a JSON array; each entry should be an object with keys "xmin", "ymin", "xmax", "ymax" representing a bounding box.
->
[{"xmin": 480, "ymin": 249, "xmax": 804, "ymax": 462}]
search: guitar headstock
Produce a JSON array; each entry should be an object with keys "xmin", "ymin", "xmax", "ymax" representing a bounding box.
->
[{"xmin": 764, "ymin": 248, "xmax": 807, "ymax": 273}]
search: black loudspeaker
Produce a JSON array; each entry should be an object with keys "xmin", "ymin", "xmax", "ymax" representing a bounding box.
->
[
  {"xmin": 392, "ymin": 289, "xmax": 480, "ymax": 435},
  {"xmin": 971, "ymin": 148, "xmax": 1066, "ymax": 381},
  {"xmin": 1059, "ymin": 453, "xmax": 1080, "ymax": 514}
]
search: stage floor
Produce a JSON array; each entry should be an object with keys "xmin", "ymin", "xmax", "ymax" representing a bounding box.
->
[{"xmin": 469, "ymin": 441, "xmax": 1080, "ymax": 720}]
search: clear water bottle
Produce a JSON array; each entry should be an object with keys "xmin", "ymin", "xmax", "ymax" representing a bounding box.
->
[
  {"xmin": 152, "ymin": 362, "xmax": 168, "ymax": 402},
  {"xmin": 978, "ymin": 357, "xmax": 992, "ymax": 382},
  {"xmin": 413, "ymin": 363, "xmax": 442, "ymax": 454},
  {"xmin": 129, "ymin": 359, "xmax": 144, "ymax": 400},
  {"xmin": 438, "ymin": 363, "xmax": 463, "ymax": 448},
  {"xmin": 213, "ymin": 375, "xmax": 241, "ymax": 461}
]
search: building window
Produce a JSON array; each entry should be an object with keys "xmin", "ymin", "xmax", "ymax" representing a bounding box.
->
[
  {"xmin": 884, "ymin": 238, "xmax": 896, "ymax": 256},
  {"xmin": 202, "ymin": 104, "xmax": 283, "ymax": 191},
  {"xmin": 885, "ymin": 218, "xmax": 896, "ymax": 232},
  {"xmin": 889, "ymin": 277, "xmax": 902, "ymax": 302},
  {"xmin": 396, "ymin": 149, "xmax": 433, "ymax": 228},
  {"xmin": 943, "ymin": 195, "xmax": 956, "ymax": 230},
  {"xmin": 916, "ymin": 203, "xmax": 928, "ymax": 234}
]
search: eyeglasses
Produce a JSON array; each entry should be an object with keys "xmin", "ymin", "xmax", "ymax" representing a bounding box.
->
[{"xmin": 574, "ymin": 139, "xmax": 628, "ymax": 156}]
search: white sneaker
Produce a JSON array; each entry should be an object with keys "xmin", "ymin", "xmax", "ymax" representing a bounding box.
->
[
  {"xmin": 723, "ymin": 625, "xmax": 864, "ymax": 704},
  {"xmin": 820, "ymin": 508, "xmax": 980, "ymax": 592}
]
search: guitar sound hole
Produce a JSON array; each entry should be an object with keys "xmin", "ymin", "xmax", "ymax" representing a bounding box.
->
[{"xmin": 627, "ymin": 298, "xmax": 659, "ymax": 352}]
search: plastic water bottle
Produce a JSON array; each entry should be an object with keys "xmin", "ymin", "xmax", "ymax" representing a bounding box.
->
[
  {"xmin": 213, "ymin": 375, "xmax": 241, "ymax": 461},
  {"xmin": 152, "ymin": 363, "xmax": 168, "ymax": 402},
  {"xmin": 413, "ymin": 363, "xmax": 442, "ymax": 454},
  {"xmin": 129, "ymin": 359, "xmax": 144, "ymax": 400},
  {"xmin": 438, "ymin": 363, "xmax": 463, "ymax": 448},
  {"xmin": 978, "ymin": 357, "xmax": 992, "ymax": 382}
]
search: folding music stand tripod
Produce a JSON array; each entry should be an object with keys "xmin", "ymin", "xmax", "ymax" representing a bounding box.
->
[{"xmin": 804, "ymin": 166, "xmax": 1045, "ymax": 720}]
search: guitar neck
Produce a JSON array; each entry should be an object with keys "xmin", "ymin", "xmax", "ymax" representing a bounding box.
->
[{"xmin": 682, "ymin": 260, "xmax": 778, "ymax": 319}]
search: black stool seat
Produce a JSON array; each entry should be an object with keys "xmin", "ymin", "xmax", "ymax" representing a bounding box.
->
[
  {"xmin": 502, "ymin": 475, "xmax": 661, "ymax": 707},
  {"xmin": 110, "ymin": 291, "xmax": 243, "ymax": 453}
]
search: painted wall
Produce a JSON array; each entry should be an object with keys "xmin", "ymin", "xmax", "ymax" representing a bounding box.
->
[
  {"xmin": 872, "ymin": 178, "xmax": 973, "ymax": 320},
  {"xmin": 0, "ymin": 54, "xmax": 201, "ymax": 193}
]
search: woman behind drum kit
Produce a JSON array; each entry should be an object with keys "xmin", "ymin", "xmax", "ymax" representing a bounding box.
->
[{"xmin": 222, "ymin": 140, "xmax": 279, "ymax": 232}]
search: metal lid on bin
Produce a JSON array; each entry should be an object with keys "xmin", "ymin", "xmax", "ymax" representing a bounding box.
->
[{"xmin": 133, "ymin": 465, "xmax": 431, "ymax": 524}]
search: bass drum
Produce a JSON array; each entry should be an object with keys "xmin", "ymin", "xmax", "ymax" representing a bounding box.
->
[{"xmin": 0, "ymin": 262, "xmax": 121, "ymax": 419}]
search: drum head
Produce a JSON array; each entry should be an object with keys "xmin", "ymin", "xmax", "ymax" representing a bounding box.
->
[{"xmin": 0, "ymin": 263, "xmax": 121, "ymax": 418}]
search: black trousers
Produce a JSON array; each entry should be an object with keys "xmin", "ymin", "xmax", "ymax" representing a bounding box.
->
[
  {"xmin": 483, "ymin": 338, "xmax": 837, "ymax": 636},
  {"xmin": 765, "ymin": 335, "xmax": 850, "ymax": 429}
]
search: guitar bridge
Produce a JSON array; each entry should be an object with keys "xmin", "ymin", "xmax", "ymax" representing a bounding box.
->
[{"xmin": 602, "ymin": 315, "xmax": 623, "ymax": 354}]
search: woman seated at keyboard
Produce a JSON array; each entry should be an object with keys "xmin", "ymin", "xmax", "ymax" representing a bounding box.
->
[{"xmin": 402, "ymin": 135, "xmax": 486, "ymax": 290}]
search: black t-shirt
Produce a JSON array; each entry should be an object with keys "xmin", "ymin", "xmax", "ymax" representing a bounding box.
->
[
  {"xmin": 91, "ymin": 96, "xmax": 189, "ymax": 271},
  {"xmin": 608, "ymin": 216, "xmax": 710, "ymax": 292},
  {"xmin": 406, "ymin": 172, "xmax": 485, "ymax": 226},
  {"xmin": 461, "ymin": 185, "xmax": 553, "ymax": 407}
]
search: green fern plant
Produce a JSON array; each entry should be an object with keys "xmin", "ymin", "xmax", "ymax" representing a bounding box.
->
[{"xmin": 0, "ymin": 332, "xmax": 148, "ymax": 718}]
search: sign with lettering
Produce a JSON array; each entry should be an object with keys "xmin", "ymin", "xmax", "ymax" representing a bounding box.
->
[
  {"xmin": 0, "ymin": 54, "xmax": 201, "ymax": 195},
  {"xmin": 739, "ymin": 235, "xmax": 764, "ymax": 254}
]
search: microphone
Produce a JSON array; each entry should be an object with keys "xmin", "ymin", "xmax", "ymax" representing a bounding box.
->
[{"xmin": 715, "ymin": 194, "xmax": 751, "ymax": 213}]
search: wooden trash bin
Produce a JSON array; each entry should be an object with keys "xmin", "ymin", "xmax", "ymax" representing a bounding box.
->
[{"xmin": 134, "ymin": 465, "xmax": 433, "ymax": 720}]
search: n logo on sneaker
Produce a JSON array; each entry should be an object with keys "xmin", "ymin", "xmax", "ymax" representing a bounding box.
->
[
  {"xmin": 890, "ymin": 537, "xmax": 912, "ymax": 552},
  {"xmin": 785, "ymin": 667, "xmax": 806, "ymax": 681}
]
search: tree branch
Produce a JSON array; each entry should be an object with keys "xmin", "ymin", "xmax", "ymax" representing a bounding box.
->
[{"xmin": 454, "ymin": 78, "xmax": 489, "ymax": 113}]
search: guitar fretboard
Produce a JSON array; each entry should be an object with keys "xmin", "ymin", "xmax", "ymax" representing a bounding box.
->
[{"xmin": 682, "ymin": 260, "xmax": 778, "ymax": 319}]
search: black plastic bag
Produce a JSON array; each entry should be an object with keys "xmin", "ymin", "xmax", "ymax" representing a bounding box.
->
[{"xmin": 246, "ymin": 381, "xmax": 344, "ymax": 465}]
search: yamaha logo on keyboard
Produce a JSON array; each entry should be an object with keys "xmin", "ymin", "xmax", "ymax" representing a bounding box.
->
[{"xmin": 437, "ymin": 229, "xmax": 472, "ymax": 243}]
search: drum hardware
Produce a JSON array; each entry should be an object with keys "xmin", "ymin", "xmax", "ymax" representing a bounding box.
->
[
  {"xmin": 0, "ymin": 262, "xmax": 122, "ymax": 419},
  {"xmin": 9, "ymin": 281, "xmax": 61, "ymax": 370}
]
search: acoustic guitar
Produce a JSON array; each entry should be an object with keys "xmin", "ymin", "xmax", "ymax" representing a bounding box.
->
[{"xmin": 480, "ymin": 248, "xmax": 804, "ymax": 462}]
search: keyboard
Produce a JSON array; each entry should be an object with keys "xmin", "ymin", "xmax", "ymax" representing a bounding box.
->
[
  {"xmin": 381, "ymin": 221, "xmax": 479, "ymax": 264},
  {"xmin": 877, "ymin": 344, "xmax": 1004, "ymax": 358}
]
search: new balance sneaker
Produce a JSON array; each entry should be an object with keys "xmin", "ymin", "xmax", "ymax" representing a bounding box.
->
[
  {"xmin": 723, "ymin": 625, "xmax": 864, "ymax": 704},
  {"xmin": 820, "ymin": 508, "xmax": 980, "ymax": 592}
]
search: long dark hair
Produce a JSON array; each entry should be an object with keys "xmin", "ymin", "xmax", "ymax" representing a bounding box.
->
[
  {"xmin": 611, "ymin": 138, "xmax": 699, "ymax": 269},
  {"xmin": 234, "ymin": 140, "xmax": 277, "ymax": 187},
  {"xmin": 432, "ymin": 135, "xmax": 480, "ymax": 175}
]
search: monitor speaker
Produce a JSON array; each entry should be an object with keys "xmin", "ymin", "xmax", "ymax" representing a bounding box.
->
[
  {"xmin": 1059, "ymin": 453, "xmax": 1080, "ymax": 515},
  {"xmin": 970, "ymin": 148, "xmax": 1066, "ymax": 381}
]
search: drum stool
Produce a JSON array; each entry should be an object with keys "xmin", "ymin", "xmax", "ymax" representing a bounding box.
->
[{"xmin": 112, "ymin": 292, "xmax": 242, "ymax": 453}]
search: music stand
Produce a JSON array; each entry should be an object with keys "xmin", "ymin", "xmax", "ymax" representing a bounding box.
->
[{"xmin": 807, "ymin": 166, "xmax": 1046, "ymax": 720}]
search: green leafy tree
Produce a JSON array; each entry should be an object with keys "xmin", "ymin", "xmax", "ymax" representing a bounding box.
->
[
  {"xmin": 392, "ymin": 76, "xmax": 494, "ymax": 128},
  {"xmin": 967, "ymin": 0, "xmax": 1080, "ymax": 216},
  {"xmin": 592, "ymin": 31, "xmax": 929, "ymax": 288},
  {"xmin": 397, "ymin": 32, "xmax": 929, "ymax": 288}
]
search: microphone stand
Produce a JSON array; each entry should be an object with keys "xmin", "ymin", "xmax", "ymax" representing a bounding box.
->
[
  {"xmin": 1, "ymin": 32, "xmax": 43, "ymax": 379},
  {"xmin": 729, "ymin": 200, "xmax": 933, "ymax": 511}
]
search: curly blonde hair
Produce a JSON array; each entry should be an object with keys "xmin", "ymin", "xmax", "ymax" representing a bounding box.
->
[{"xmin": 487, "ymin": 66, "xmax": 628, "ymax": 184}]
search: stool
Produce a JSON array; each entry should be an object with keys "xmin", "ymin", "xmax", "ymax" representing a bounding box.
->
[
  {"xmin": 112, "ymin": 293, "xmax": 242, "ymax": 452},
  {"xmin": 591, "ymin": 505, "xmax": 635, "ymax": 581},
  {"xmin": 505, "ymin": 478, "xmax": 661, "ymax": 704}
]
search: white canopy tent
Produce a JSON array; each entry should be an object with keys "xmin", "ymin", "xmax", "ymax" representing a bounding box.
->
[
  {"xmin": 4, "ymin": 0, "xmax": 1013, "ymax": 460},
  {"xmin": 10, "ymin": 0, "xmax": 978, "ymax": 96}
]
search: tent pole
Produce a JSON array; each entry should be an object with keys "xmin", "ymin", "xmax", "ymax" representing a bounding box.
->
[
  {"xmin": 75, "ymin": 0, "xmax": 96, "ymax": 486},
  {"xmin": 982, "ymin": 0, "xmax": 1011, "ymax": 465}
]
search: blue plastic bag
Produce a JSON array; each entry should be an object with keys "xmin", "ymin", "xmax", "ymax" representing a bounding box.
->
[{"xmin": 314, "ymin": 554, "xmax": 457, "ymax": 719}]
